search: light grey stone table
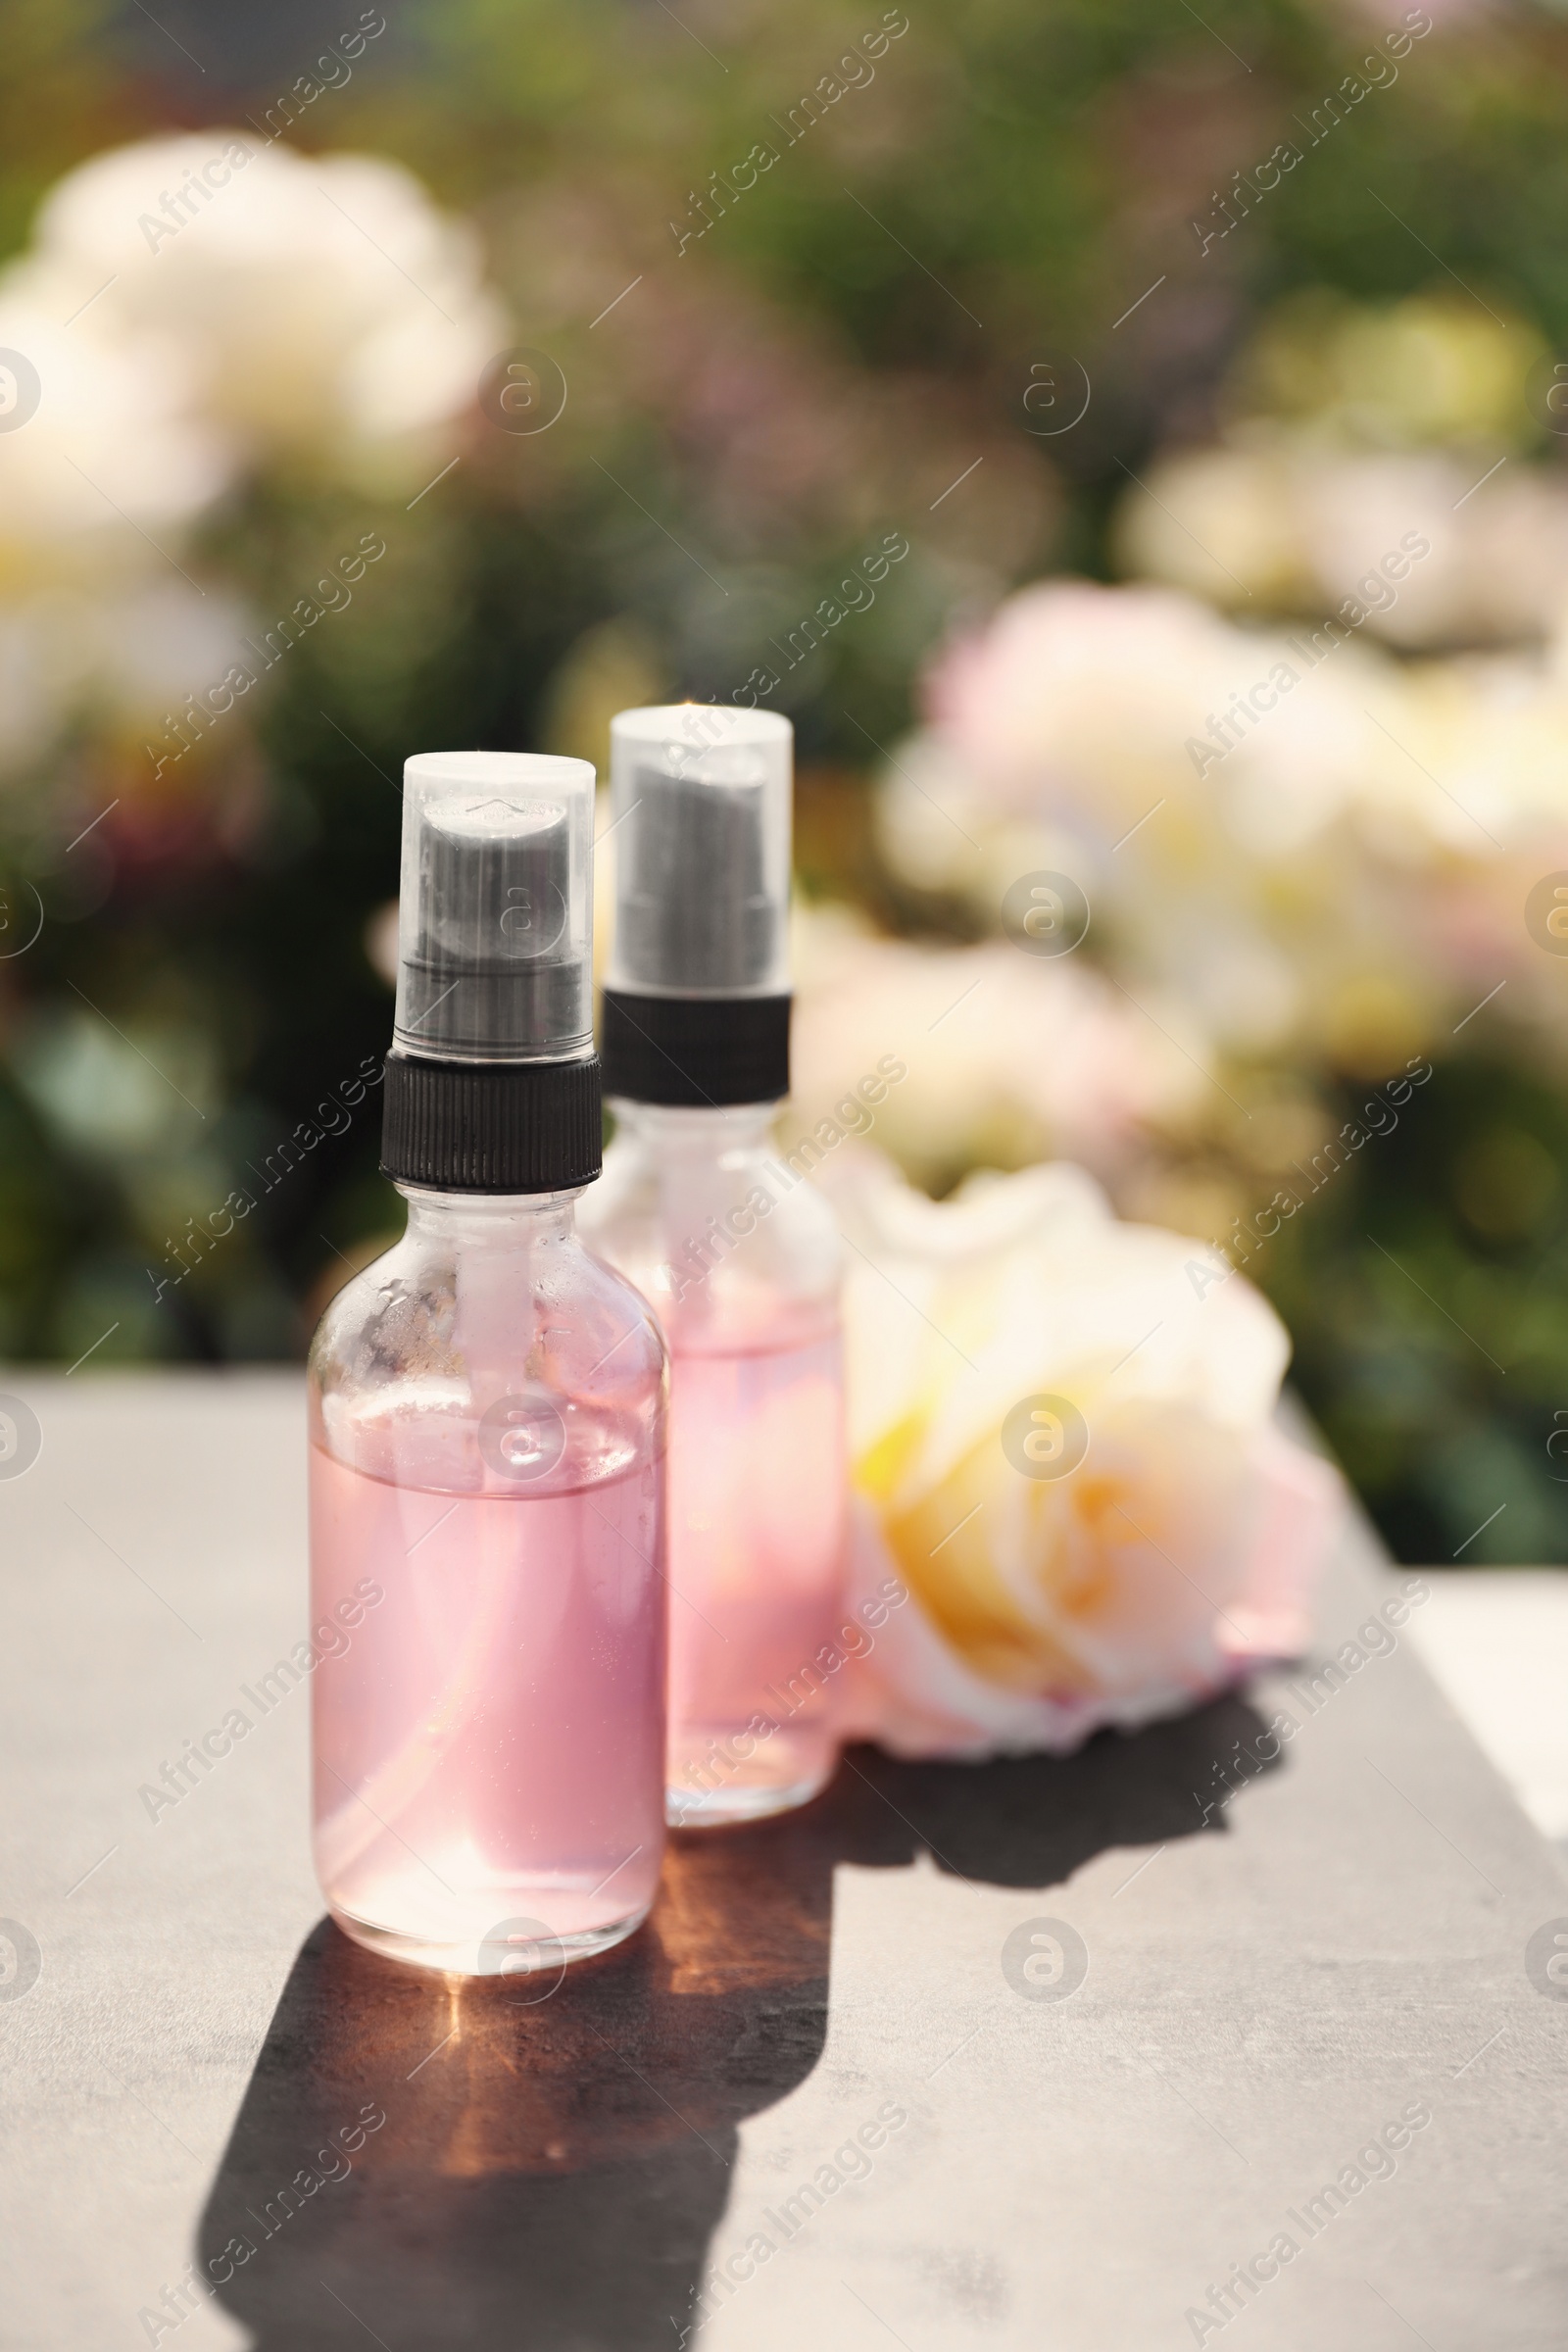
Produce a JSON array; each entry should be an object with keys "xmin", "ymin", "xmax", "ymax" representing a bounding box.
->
[{"xmin": 1, "ymin": 1371, "xmax": 1564, "ymax": 2350}]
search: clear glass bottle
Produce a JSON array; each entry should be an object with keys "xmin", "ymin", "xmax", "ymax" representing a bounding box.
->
[
  {"xmin": 580, "ymin": 706, "xmax": 847, "ymax": 1826},
  {"xmin": 309, "ymin": 752, "xmax": 667, "ymax": 1975}
]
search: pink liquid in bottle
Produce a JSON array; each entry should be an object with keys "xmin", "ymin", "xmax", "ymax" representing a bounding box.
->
[
  {"xmin": 311, "ymin": 1433, "xmax": 665, "ymax": 1974},
  {"xmin": 308, "ymin": 1174, "xmax": 668, "ymax": 1977},
  {"xmin": 664, "ymin": 1304, "xmax": 847, "ymax": 1822}
]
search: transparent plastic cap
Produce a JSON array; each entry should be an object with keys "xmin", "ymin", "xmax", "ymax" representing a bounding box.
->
[
  {"xmin": 393, "ymin": 752, "xmax": 596, "ymax": 1062},
  {"xmin": 608, "ymin": 705, "xmax": 792, "ymax": 998}
]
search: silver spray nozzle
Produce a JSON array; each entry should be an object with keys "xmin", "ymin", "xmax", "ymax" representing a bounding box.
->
[
  {"xmin": 393, "ymin": 752, "xmax": 596, "ymax": 1062},
  {"xmin": 607, "ymin": 706, "xmax": 791, "ymax": 999}
]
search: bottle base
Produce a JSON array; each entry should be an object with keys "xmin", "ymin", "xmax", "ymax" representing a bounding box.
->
[
  {"xmin": 325, "ymin": 1897, "xmax": 653, "ymax": 1979},
  {"xmin": 665, "ymin": 1763, "xmax": 834, "ymax": 1829}
]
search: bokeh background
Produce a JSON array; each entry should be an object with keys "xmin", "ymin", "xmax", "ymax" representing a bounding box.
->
[{"xmin": 4, "ymin": 0, "xmax": 1568, "ymax": 1566}]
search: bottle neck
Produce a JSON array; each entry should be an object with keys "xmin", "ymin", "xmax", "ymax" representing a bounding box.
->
[
  {"xmin": 397, "ymin": 1183, "xmax": 583, "ymax": 1247},
  {"xmin": 608, "ymin": 1100, "xmax": 779, "ymax": 1162}
]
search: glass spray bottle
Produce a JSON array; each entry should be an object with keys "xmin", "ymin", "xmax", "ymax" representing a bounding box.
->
[
  {"xmin": 578, "ymin": 706, "xmax": 847, "ymax": 1825},
  {"xmin": 309, "ymin": 752, "xmax": 667, "ymax": 1974}
]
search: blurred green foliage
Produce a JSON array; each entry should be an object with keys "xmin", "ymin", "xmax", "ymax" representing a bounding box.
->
[
  {"xmin": 1258, "ymin": 1059, "xmax": 1568, "ymax": 1564},
  {"xmin": 0, "ymin": 0, "xmax": 129, "ymax": 262}
]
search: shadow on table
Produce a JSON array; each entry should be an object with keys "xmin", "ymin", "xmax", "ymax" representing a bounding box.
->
[{"xmin": 197, "ymin": 1694, "xmax": 1272, "ymax": 2350}]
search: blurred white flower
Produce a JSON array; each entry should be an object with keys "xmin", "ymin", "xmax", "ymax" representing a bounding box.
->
[
  {"xmin": 0, "ymin": 578, "xmax": 255, "ymax": 782},
  {"xmin": 904, "ymin": 575, "xmax": 1568, "ymax": 1075},
  {"xmin": 1113, "ymin": 291, "xmax": 1565, "ymax": 652},
  {"xmin": 86, "ymin": 577, "xmax": 258, "ymax": 728},
  {"xmin": 0, "ymin": 132, "xmax": 507, "ymax": 785},
  {"xmin": 821, "ymin": 1152, "xmax": 1343, "ymax": 1758},
  {"xmin": 0, "ymin": 261, "xmax": 227, "ymax": 574},
  {"xmin": 790, "ymin": 902, "xmax": 1209, "ymax": 1187},
  {"xmin": 1116, "ymin": 436, "xmax": 1568, "ymax": 651},
  {"xmin": 30, "ymin": 134, "xmax": 507, "ymax": 486}
]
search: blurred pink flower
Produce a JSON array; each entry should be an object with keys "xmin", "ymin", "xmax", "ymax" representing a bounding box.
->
[
  {"xmin": 789, "ymin": 905, "xmax": 1208, "ymax": 1189},
  {"xmin": 922, "ymin": 577, "xmax": 1244, "ymax": 813}
]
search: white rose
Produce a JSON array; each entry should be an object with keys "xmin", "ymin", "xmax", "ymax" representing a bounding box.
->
[{"xmin": 820, "ymin": 1151, "xmax": 1344, "ymax": 1759}]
